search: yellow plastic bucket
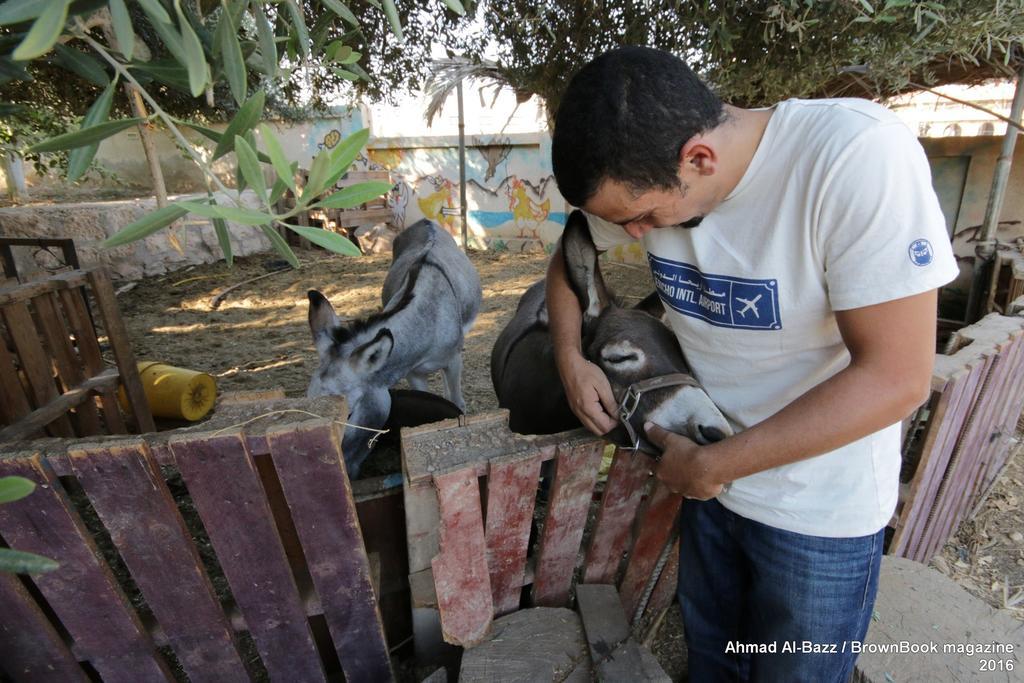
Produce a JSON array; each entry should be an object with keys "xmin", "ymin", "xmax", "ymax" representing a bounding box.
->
[{"xmin": 126, "ymin": 362, "xmax": 217, "ymax": 421}]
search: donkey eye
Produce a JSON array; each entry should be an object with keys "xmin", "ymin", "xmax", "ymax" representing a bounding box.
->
[{"xmin": 604, "ymin": 353, "xmax": 639, "ymax": 364}]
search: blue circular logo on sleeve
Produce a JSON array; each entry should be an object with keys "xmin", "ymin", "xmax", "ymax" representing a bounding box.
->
[{"xmin": 908, "ymin": 239, "xmax": 934, "ymax": 266}]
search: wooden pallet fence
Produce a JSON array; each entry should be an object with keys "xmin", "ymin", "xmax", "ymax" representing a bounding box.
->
[
  {"xmin": 402, "ymin": 410, "xmax": 680, "ymax": 654},
  {"xmin": 275, "ymin": 170, "xmax": 393, "ymax": 251},
  {"xmin": 891, "ymin": 313, "xmax": 1024, "ymax": 562},
  {"xmin": 0, "ymin": 267, "xmax": 153, "ymax": 443},
  {"xmin": 0, "ymin": 236, "xmax": 81, "ymax": 283},
  {"xmin": 0, "ymin": 400, "xmax": 394, "ymax": 682}
]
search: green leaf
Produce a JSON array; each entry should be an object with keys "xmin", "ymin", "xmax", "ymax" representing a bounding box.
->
[
  {"xmin": 52, "ymin": 43, "xmax": 109, "ymax": 87},
  {"xmin": 67, "ymin": 78, "xmax": 118, "ymax": 182},
  {"xmin": 259, "ymin": 123, "xmax": 296, "ymax": 192},
  {"xmin": 346, "ymin": 61, "xmax": 371, "ymax": 82},
  {"xmin": 175, "ymin": 200, "xmax": 273, "ymax": 225},
  {"xmin": 217, "ymin": 8, "xmax": 247, "ymax": 106},
  {"xmin": 28, "ymin": 118, "xmax": 144, "ymax": 153},
  {"xmin": 213, "ymin": 90, "xmax": 265, "ymax": 159},
  {"xmin": 137, "ymin": 0, "xmax": 172, "ymax": 24},
  {"xmin": 0, "ymin": 476, "xmax": 34, "ymax": 504},
  {"xmin": 0, "ymin": 57, "xmax": 32, "ymax": 83},
  {"xmin": 324, "ymin": 127, "xmax": 370, "ymax": 188},
  {"xmin": 0, "ymin": 0, "xmax": 42, "ymax": 26},
  {"xmin": 0, "ymin": 548, "xmax": 59, "ymax": 574},
  {"xmin": 284, "ymin": 224, "xmax": 361, "ymax": 256},
  {"xmin": 855, "ymin": 0, "xmax": 874, "ymax": 14},
  {"xmin": 283, "ymin": 0, "xmax": 310, "ymax": 59},
  {"xmin": 338, "ymin": 50, "xmax": 362, "ymax": 65},
  {"xmin": 234, "ymin": 135, "xmax": 267, "ymax": 204},
  {"xmin": 175, "ymin": 0, "xmax": 210, "ymax": 96},
  {"xmin": 259, "ymin": 225, "xmax": 300, "ymax": 267},
  {"xmin": 316, "ymin": 181, "xmax": 392, "ymax": 209},
  {"xmin": 251, "ymin": 3, "xmax": 277, "ymax": 77},
  {"xmin": 301, "ymin": 149, "xmax": 333, "ymax": 202},
  {"xmin": 322, "ymin": 0, "xmax": 358, "ymax": 25},
  {"xmin": 212, "ymin": 217, "xmax": 233, "ymax": 266},
  {"xmin": 442, "ymin": 0, "xmax": 465, "ymax": 16},
  {"xmin": 130, "ymin": 60, "xmax": 192, "ymax": 92},
  {"xmin": 108, "ymin": 0, "xmax": 135, "ymax": 59},
  {"xmin": 333, "ymin": 68, "xmax": 358, "ymax": 81},
  {"xmin": 12, "ymin": 0, "xmax": 70, "ymax": 61},
  {"xmin": 269, "ymin": 174, "xmax": 290, "ymax": 205},
  {"xmin": 380, "ymin": 0, "xmax": 403, "ymax": 41},
  {"xmin": 100, "ymin": 205, "xmax": 189, "ymax": 248}
]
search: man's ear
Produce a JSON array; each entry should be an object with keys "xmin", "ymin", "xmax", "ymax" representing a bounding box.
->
[
  {"xmin": 679, "ymin": 137, "xmax": 717, "ymax": 176},
  {"xmin": 352, "ymin": 328, "xmax": 394, "ymax": 375}
]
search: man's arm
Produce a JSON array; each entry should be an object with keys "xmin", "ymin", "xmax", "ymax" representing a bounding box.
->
[
  {"xmin": 546, "ymin": 243, "xmax": 619, "ymax": 435},
  {"xmin": 647, "ymin": 289, "xmax": 937, "ymax": 498}
]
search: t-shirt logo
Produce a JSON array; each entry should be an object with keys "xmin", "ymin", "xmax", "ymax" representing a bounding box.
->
[
  {"xmin": 908, "ymin": 238, "xmax": 934, "ymax": 267},
  {"xmin": 648, "ymin": 254, "xmax": 782, "ymax": 331}
]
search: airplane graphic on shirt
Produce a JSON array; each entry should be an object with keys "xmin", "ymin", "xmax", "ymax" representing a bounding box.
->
[{"xmin": 735, "ymin": 294, "xmax": 762, "ymax": 318}]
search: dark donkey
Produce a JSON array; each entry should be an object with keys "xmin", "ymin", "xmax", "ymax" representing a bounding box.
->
[
  {"xmin": 308, "ymin": 219, "xmax": 482, "ymax": 475},
  {"xmin": 491, "ymin": 210, "xmax": 731, "ymax": 453}
]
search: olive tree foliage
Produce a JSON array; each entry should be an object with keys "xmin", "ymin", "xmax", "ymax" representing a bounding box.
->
[
  {"xmin": 0, "ymin": 0, "xmax": 470, "ymax": 263},
  {"xmin": 453, "ymin": 0, "xmax": 1023, "ymax": 120}
]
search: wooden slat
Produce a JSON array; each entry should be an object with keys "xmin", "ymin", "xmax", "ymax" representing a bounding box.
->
[
  {"xmin": 584, "ymin": 448, "xmax": 653, "ymax": 584},
  {"xmin": 431, "ymin": 467, "xmax": 493, "ymax": 647},
  {"xmin": 643, "ymin": 538, "xmax": 680, "ymax": 618},
  {"xmin": 484, "ymin": 450, "xmax": 543, "ymax": 616},
  {"xmin": 0, "ymin": 572, "xmax": 87, "ymax": 682},
  {"xmin": 86, "ymin": 270, "xmax": 154, "ymax": 433},
  {"xmin": 169, "ymin": 431, "xmax": 326, "ymax": 682},
  {"xmin": 0, "ymin": 369, "xmax": 120, "ymax": 444},
  {"xmin": 0, "ymin": 270, "xmax": 88, "ymax": 307},
  {"xmin": 576, "ymin": 584, "xmax": 670, "ymax": 682},
  {"xmin": 0, "ymin": 334, "xmax": 34, "ymax": 428},
  {"xmin": 68, "ymin": 441, "xmax": 248, "ymax": 683},
  {"xmin": 618, "ymin": 482, "xmax": 682, "ymax": 621},
  {"xmin": 56, "ymin": 287, "xmax": 127, "ymax": 434},
  {"xmin": 974, "ymin": 333, "xmax": 1024, "ymax": 500},
  {"xmin": 0, "ymin": 453, "xmax": 173, "ymax": 683},
  {"xmin": 266, "ymin": 421, "xmax": 393, "ymax": 682},
  {"xmin": 532, "ymin": 439, "xmax": 603, "ymax": 607},
  {"xmin": 2, "ymin": 301, "xmax": 74, "ymax": 437},
  {"xmin": 32, "ymin": 292, "xmax": 102, "ymax": 435}
]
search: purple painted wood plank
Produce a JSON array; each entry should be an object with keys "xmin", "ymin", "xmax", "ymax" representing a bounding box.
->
[
  {"xmin": 584, "ymin": 447, "xmax": 652, "ymax": 584},
  {"xmin": 484, "ymin": 450, "xmax": 543, "ymax": 616},
  {"xmin": 266, "ymin": 421, "xmax": 393, "ymax": 682},
  {"xmin": 431, "ymin": 467, "xmax": 493, "ymax": 647},
  {"xmin": 619, "ymin": 482, "xmax": 682, "ymax": 620},
  {"xmin": 532, "ymin": 438, "xmax": 603, "ymax": 607},
  {"xmin": 0, "ymin": 572, "xmax": 87, "ymax": 682},
  {"xmin": 0, "ymin": 454, "xmax": 172, "ymax": 683},
  {"xmin": 168, "ymin": 430, "xmax": 326, "ymax": 683},
  {"xmin": 974, "ymin": 334, "xmax": 1024, "ymax": 499},
  {"xmin": 67, "ymin": 441, "xmax": 248, "ymax": 683}
]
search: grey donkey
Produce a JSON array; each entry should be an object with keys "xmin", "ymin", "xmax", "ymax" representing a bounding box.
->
[{"xmin": 308, "ymin": 219, "xmax": 482, "ymax": 475}]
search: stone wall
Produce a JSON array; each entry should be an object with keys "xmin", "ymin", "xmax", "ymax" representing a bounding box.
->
[{"xmin": 0, "ymin": 191, "xmax": 271, "ymax": 281}]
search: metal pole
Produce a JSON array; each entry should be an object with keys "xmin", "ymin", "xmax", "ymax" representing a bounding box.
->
[
  {"xmin": 457, "ymin": 80, "xmax": 468, "ymax": 250},
  {"xmin": 966, "ymin": 61, "xmax": 1024, "ymax": 321}
]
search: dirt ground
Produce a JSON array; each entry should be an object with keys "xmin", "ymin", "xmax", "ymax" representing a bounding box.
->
[{"xmin": 116, "ymin": 246, "xmax": 1024, "ymax": 680}]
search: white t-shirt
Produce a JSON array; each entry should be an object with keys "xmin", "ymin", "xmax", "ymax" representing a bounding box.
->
[{"xmin": 587, "ymin": 98, "xmax": 958, "ymax": 537}]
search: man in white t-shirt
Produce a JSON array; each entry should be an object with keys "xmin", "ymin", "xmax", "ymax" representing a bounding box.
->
[{"xmin": 547, "ymin": 47, "xmax": 957, "ymax": 681}]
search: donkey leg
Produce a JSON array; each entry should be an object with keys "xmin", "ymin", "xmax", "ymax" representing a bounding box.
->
[
  {"xmin": 441, "ymin": 353, "xmax": 466, "ymax": 412},
  {"xmin": 407, "ymin": 372, "xmax": 431, "ymax": 392}
]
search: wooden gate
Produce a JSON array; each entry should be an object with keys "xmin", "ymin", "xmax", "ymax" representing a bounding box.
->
[
  {"xmin": 0, "ymin": 397, "xmax": 392, "ymax": 682},
  {"xmin": 403, "ymin": 411, "xmax": 680, "ymax": 655}
]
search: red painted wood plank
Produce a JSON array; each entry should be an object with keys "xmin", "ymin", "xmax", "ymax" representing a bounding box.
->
[
  {"xmin": 67, "ymin": 441, "xmax": 247, "ymax": 683},
  {"xmin": 0, "ymin": 572, "xmax": 87, "ymax": 682},
  {"xmin": 619, "ymin": 482, "xmax": 683, "ymax": 620},
  {"xmin": 266, "ymin": 421, "xmax": 393, "ymax": 682},
  {"xmin": 484, "ymin": 450, "xmax": 543, "ymax": 616},
  {"xmin": 430, "ymin": 467, "xmax": 493, "ymax": 647},
  {"xmin": 974, "ymin": 333, "xmax": 1024, "ymax": 499},
  {"xmin": 532, "ymin": 438, "xmax": 603, "ymax": 607},
  {"xmin": 644, "ymin": 538, "xmax": 680, "ymax": 619},
  {"xmin": 0, "ymin": 454, "xmax": 173, "ymax": 683},
  {"xmin": 584, "ymin": 447, "xmax": 653, "ymax": 584},
  {"xmin": 169, "ymin": 431, "xmax": 326, "ymax": 682}
]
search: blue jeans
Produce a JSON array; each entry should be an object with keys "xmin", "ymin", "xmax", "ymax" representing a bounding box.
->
[{"xmin": 677, "ymin": 498, "xmax": 883, "ymax": 683}]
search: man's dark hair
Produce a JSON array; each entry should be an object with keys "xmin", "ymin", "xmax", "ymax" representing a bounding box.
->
[{"xmin": 551, "ymin": 46, "xmax": 725, "ymax": 208}]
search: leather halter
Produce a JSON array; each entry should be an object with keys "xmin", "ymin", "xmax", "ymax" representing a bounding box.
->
[{"xmin": 616, "ymin": 372, "xmax": 704, "ymax": 456}]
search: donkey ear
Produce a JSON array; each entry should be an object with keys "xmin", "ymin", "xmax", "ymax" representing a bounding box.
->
[
  {"xmin": 308, "ymin": 290, "xmax": 341, "ymax": 355},
  {"xmin": 633, "ymin": 291, "xmax": 666, "ymax": 320},
  {"xmin": 351, "ymin": 328, "xmax": 394, "ymax": 375},
  {"xmin": 561, "ymin": 210, "xmax": 611, "ymax": 319}
]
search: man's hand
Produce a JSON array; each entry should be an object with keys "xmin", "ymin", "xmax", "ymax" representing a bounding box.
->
[
  {"xmin": 645, "ymin": 422, "xmax": 725, "ymax": 500},
  {"xmin": 558, "ymin": 352, "xmax": 618, "ymax": 435}
]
